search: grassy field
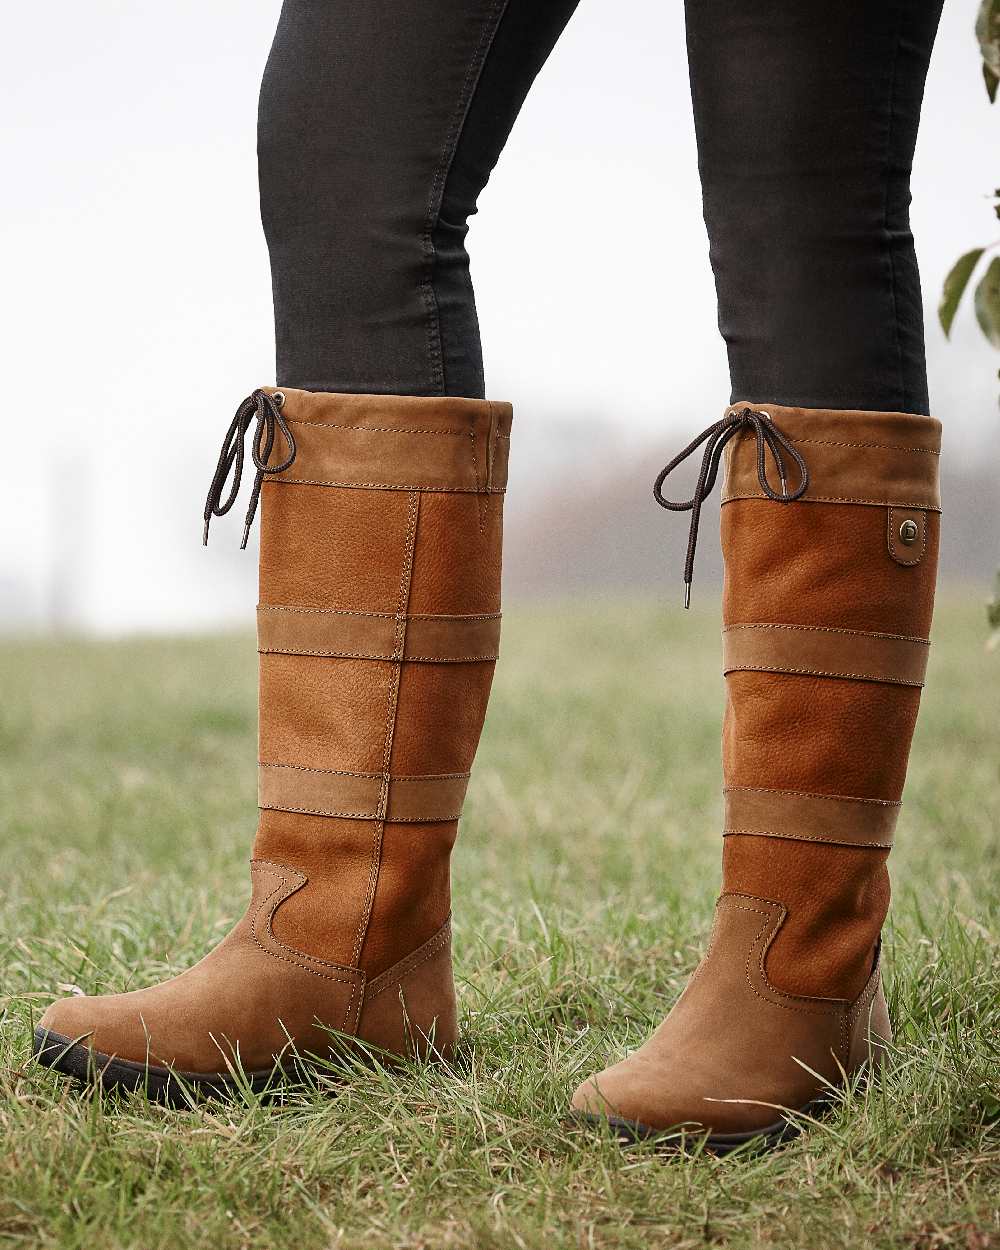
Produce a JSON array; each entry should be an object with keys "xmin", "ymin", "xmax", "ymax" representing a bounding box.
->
[{"xmin": 1, "ymin": 596, "xmax": 998, "ymax": 1250}]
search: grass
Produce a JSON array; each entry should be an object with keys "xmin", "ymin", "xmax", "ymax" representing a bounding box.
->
[{"xmin": 0, "ymin": 595, "xmax": 998, "ymax": 1250}]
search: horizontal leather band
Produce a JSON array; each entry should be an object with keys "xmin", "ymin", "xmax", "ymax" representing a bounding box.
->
[
  {"xmin": 260, "ymin": 389, "xmax": 511, "ymax": 494},
  {"xmin": 721, "ymin": 403, "xmax": 941, "ymax": 511},
  {"xmin": 257, "ymin": 606, "xmax": 501, "ymax": 662},
  {"xmin": 258, "ymin": 764, "xmax": 470, "ymax": 822},
  {"xmin": 724, "ymin": 787, "xmax": 899, "ymax": 848},
  {"xmin": 722, "ymin": 623, "xmax": 929, "ymax": 687}
]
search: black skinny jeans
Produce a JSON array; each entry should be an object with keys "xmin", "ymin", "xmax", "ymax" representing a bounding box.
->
[{"xmin": 258, "ymin": 0, "xmax": 943, "ymax": 415}]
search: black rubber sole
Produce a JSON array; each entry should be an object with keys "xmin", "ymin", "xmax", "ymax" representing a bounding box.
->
[
  {"xmin": 33, "ymin": 1028, "xmax": 314, "ymax": 1106},
  {"xmin": 573, "ymin": 1093, "xmax": 836, "ymax": 1155},
  {"xmin": 36, "ymin": 1026, "xmax": 838, "ymax": 1148}
]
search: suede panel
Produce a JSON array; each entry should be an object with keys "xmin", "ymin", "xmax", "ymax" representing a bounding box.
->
[
  {"xmin": 389, "ymin": 661, "xmax": 496, "ymax": 775},
  {"xmin": 259, "ymin": 653, "xmax": 393, "ymax": 772},
  {"xmin": 722, "ymin": 672, "xmax": 922, "ymax": 802},
  {"xmin": 722, "ymin": 499, "xmax": 938, "ymax": 638},
  {"xmin": 357, "ymin": 921, "xmax": 458, "ymax": 1058},
  {"xmin": 408, "ymin": 492, "xmax": 503, "ymax": 615},
  {"xmin": 262, "ymin": 390, "xmax": 512, "ymax": 495},
  {"xmin": 260, "ymin": 479, "xmax": 412, "ymax": 612},
  {"xmin": 721, "ymin": 837, "xmax": 890, "ymax": 999},
  {"xmin": 254, "ymin": 810, "xmax": 375, "ymax": 967},
  {"xmin": 721, "ymin": 497, "xmax": 928, "ymax": 999},
  {"xmin": 719, "ymin": 420, "xmax": 937, "ymax": 1002},
  {"xmin": 360, "ymin": 820, "xmax": 457, "ymax": 977}
]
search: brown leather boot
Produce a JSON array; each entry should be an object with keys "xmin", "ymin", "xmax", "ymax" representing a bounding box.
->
[
  {"xmin": 35, "ymin": 387, "xmax": 512, "ymax": 1101},
  {"xmin": 572, "ymin": 402, "xmax": 940, "ymax": 1149}
]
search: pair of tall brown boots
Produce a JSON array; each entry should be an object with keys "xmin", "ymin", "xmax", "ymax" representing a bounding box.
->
[{"xmin": 35, "ymin": 387, "xmax": 941, "ymax": 1150}]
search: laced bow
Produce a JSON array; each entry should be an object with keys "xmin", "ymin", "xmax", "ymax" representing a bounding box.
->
[
  {"xmin": 203, "ymin": 389, "xmax": 296, "ymax": 548},
  {"xmin": 653, "ymin": 406, "xmax": 808, "ymax": 607}
]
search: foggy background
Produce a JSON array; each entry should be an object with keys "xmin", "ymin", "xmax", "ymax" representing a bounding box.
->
[{"xmin": 1, "ymin": 0, "xmax": 997, "ymax": 633}]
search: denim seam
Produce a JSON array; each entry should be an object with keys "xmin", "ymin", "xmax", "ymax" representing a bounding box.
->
[
  {"xmin": 881, "ymin": 0, "xmax": 907, "ymax": 414},
  {"xmin": 418, "ymin": 0, "xmax": 510, "ymax": 396}
]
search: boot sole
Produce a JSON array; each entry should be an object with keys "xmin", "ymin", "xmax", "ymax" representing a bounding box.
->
[
  {"xmin": 36, "ymin": 1027, "xmax": 838, "ymax": 1148},
  {"xmin": 33, "ymin": 1027, "xmax": 340, "ymax": 1106},
  {"xmin": 573, "ymin": 1092, "xmax": 835, "ymax": 1155}
]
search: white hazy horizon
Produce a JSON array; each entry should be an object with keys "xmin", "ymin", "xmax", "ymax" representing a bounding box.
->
[{"xmin": 2, "ymin": 0, "xmax": 997, "ymax": 632}]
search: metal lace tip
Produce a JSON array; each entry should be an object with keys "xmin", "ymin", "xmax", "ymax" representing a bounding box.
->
[
  {"xmin": 202, "ymin": 518, "xmax": 210, "ymax": 547},
  {"xmin": 240, "ymin": 520, "xmax": 252, "ymax": 550},
  {"xmin": 684, "ymin": 582, "xmax": 692, "ymax": 610}
]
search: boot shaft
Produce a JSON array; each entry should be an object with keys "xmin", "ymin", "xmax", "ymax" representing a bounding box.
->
[
  {"xmin": 719, "ymin": 403, "xmax": 941, "ymax": 999},
  {"xmin": 252, "ymin": 389, "xmax": 512, "ymax": 979}
]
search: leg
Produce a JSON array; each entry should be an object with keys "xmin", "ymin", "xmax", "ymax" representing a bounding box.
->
[
  {"xmin": 686, "ymin": 0, "xmax": 943, "ymax": 415},
  {"xmin": 573, "ymin": 2, "xmax": 944, "ymax": 1145},
  {"xmin": 35, "ymin": 1, "xmax": 579, "ymax": 1097},
  {"xmin": 258, "ymin": 0, "xmax": 579, "ymax": 397}
]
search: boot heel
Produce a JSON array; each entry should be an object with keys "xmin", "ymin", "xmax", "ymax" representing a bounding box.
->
[{"xmin": 356, "ymin": 919, "xmax": 458, "ymax": 1060}]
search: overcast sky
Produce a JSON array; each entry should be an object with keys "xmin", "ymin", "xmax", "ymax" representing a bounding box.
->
[{"xmin": 1, "ymin": 0, "xmax": 997, "ymax": 631}]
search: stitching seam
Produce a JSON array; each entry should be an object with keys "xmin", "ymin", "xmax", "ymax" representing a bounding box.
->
[
  {"xmin": 725, "ymin": 664, "xmax": 923, "ymax": 686},
  {"xmin": 725, "ymin": 786, "xmax": 900, "ymax": 807},
  {"xmin": 285, "ymin": 421, "xmax": 468, "ymax": 435},
  {"xmin": 723, "ymin": 828, "xmax": 893, "ymax": 847},
  {"xmin": 258, "ymin": 606, "xmax": 501, "ymax": 621},
  {"xmin": 259, "ymin": 763, "xmax": 470, "ymax": 781},
  {"xmin": 259, "ymin": 647, "xmax": 498, "ymax": 661},
  {"xmin": 722, "ymin": 491, "xmax": 939, "ymax": 510},
  {"xmin": 366, "ymin": 925, "xmax": 452, "ymax": 1001},
  {"xmin": 269, "ymin": 477, "xmax": 505, "ymax": 495},
  {"xmin": 247, "ymin": 864, "xmax": 361, "ymax": 1009},
  {"xmin": 847, "ymin": 961, "xmax": 882, "ymax": 1030},
  {"xmin": 353, "ymin": 491, "xmax": 419, "ymax": 965},
  {"xmin": 419, "ymin": 0, "xmax": 509, "ymax": 392},
  {"xmin": 251, "ymin": 861, "xmax": 360, "ymax": 975},
  {"xmin": 786, "ymin": 437, "xmax": 939, "ymax": 455},
  {"xmin": 881, "ymin": 0, "xmax": 907, "ymax": 411},
  {"xmin": 722, "ymin": 623, "xmax": 929, "ymax": 644},
  {"xmin": 731, "ymin": 902, "xmax": 845, "ymax": 1020},
  {"xmin": 260, "ymin": 804, "xmax": 463, "ymax": 821}
]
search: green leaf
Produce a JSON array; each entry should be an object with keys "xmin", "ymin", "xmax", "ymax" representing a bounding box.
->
[
  {"xmin": 985, "ymin": 63, "xmax": 999, "ymax": 102},
  {"xmin": 977, "ymin": 0, "xmax": 1000, "ymax": 81},
  {"xmin": 939, "ymin": 248, "xmax": 985, "ymax": 336},
  {"xmin": 973, "ymin": 256, "xmax": 1000, "ymax": 347}
]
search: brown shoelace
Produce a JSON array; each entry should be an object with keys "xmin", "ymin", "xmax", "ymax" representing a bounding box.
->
[
  {"xmin": 203, "ymin": 389, "xmax": 296, "ymax": 548},
  {"xmin": 653, "ymin": 406, "xmax": 809, "ymax": 607}
]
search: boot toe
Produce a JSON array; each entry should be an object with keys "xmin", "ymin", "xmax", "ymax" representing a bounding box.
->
[
  {"xmin": 571, "ymin": 1058, "xmax": 681, "ymax": 1132},
  {"xmin": 571, "ymin": 1049, "xmax": 779, "ymax": 1138},
  {"xmin": 38, "ymin": 994, "xmax": 100, "ymax": 1045},
  {"xmin": 37, "ymin": 991, "xmax": 149, "ymax": 1064}
]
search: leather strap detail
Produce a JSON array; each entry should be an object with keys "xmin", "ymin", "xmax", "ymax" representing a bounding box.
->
[
  {"xmin": 724, "ymin": 787, "xmax": 899, "ymax": 848},
  {"xmin": 887, "ymin": 507, "xmax": 929, "ymax": 567},
  {"xmin": 722, "ymin": 623, "xmax": 930, "ymax": 687},
  {"xmin": 722, "ymin": 403, "xmax": 941, "ymax": 511},
  {"xmin": 405, "ymin": 613, "xmax": 501, "ymax": 662},
  {"xmin": 259, "ymin": 764, "xmax": 470, "ymax": 822},
  {"xmin": 257, "ymin": 606, "xmax": 501, "ymax": 663},
  {"xmin": 260, "ymin": 389, "xmax": 512, "ymax": 494}
]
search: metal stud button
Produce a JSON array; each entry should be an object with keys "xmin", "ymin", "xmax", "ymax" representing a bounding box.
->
[{"xmin": 899, "ymin": 519, "xmax": 919, "ymax": 545}]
